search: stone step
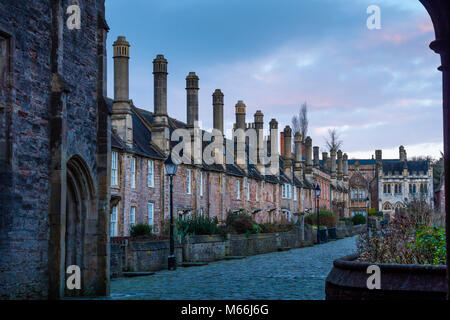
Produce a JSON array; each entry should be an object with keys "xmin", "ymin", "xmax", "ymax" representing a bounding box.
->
[
  {"xmin": 277, "ymin": 247, "xmax": 292, "ymax": 252},
  {"xmin": 223, "ymin": 256, "xmax": 247, "ymax": 260},
  {"xmin": 123, "ymin": 272, "xmax": 155, "ymax": 278},
  {"xmin": 182, "ymin": 262, "xmax": 209, "ymax": 267}
]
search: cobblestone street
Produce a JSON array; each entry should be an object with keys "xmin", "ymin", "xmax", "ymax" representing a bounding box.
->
[{"xmin": 110, "ymin": 236, "xmax": 358, "ymax": 300}]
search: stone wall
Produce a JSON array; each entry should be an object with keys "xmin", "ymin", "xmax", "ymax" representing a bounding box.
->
[
  {"xmin": 110, "ymin": 241, "xmax": 126, "ymax": 278},
  {"xmin": 183, "ymin": 235, "xmax": 227, "ymax": 262},
  {"xmin": 127, "ymin": 240, "xmax": 183, "ymax": 272},
  {"xmin": 0, "ymin": 0, "xmax": 109, "ymax": 299}
]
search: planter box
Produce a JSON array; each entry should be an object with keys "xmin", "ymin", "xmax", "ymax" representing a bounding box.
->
[{"xmin": 326, "ymin": 254, "xmax": 446, "ymax": 300}]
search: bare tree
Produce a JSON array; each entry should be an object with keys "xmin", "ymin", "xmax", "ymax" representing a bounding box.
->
[
  {"xmin": 325, "ymin": 128, "xmax": 343, "ymax": 151},
  {"xmin": 292, "ymin": 102, "xmax": 308, "ymax": 142}
]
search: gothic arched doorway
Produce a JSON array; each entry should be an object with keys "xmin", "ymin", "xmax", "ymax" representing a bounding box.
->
[{"xmin": 64, "ymin": 156, "xmax": 96, "ymax": 298}]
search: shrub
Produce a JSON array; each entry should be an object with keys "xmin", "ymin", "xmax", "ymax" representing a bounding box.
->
[
  {"xmin": 176, "ymin": 215, "xmax": 220, "ymax": 236},
  {"xmin": 130, "ymin": 224, "xmax": 154, "ymax": 237},
  {"xmin": 369, "ymin": 209, "xmax": 383, "ymax": 218},
  {"xmin": 226, "ymin": 211, "xmax": 258, "ymax": 234},
  {"xmin": 411, "ymin": 226, "xmax": 446, "ymax": 265},
  {"xmin": 339, "ymin": 217, "xmax": 353, "ymax": 226},
  {"xmin": 305, "ymin": 210, "xmax": 336, "ymax": 228},
  {"xmin": 352, "ymin": 213, "xmax": 366, "ymax": 225},
  {"xmin": 259, "ymin": 223, "xmax": 296, "ymax": 233},
  {"xmin": 358, "ymin": 201, "xmax": 447, "ymax": 266}
]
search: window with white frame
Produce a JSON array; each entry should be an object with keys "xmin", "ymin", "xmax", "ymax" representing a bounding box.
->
[
  {"xmin": 110, "ymin": 205, "xmax": 118, "ymax": 237},
  {"xmin": 111, "ymin": 151, "xmax": 119, "ymax": 186},
  {"xmin": 130, "ymin": 206, "xmax": 136, "ymax": 228},
  {"xmin": 147, "ymin": 159, "xmax": 154, "ymax": 188},
  {"xmin": 148, "ymin": 202, "xmax": 154, "ymax": 228},
  {"xmin": 199, "ymin": 208, "xmax": 204, "ymax": 216},
  {"xmin": 247, "ymin": 180, "xmax": 250, "ymax": 201},
  {"xmin": 200, "ymin": 171, "xmax": 204, "ymax": 196},
  {"xmin": 294, "ymin": 186, "xmax": 297, "ymax": 201},
  {"xmin": 236, "ymin": 180, "xmax": 241, "ymax": 200},
  {"xmin": 222, "ymin": 174, "xmax": 226, "ymax": 194},
  {"xmin": 256, "ymin": 183, "xmax": 259, "ymax": 201},
  {"xmin": 187, "ymin": 168, "xmax": 192, "ymax": 194},
  {"xmin": 282, "ymin": 184, "xmax": 286, "ymax": 199},
  {"xmin": 131, "ymin": 157, "xmax": 136, "ymax": 189}
]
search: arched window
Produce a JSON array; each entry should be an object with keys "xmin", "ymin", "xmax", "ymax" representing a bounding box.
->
[{"xmin": 383, "ymin": 202, "xmax": 393, "ymax": 211}]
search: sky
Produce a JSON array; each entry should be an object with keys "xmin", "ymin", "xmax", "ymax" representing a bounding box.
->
[{"xmin": 105, "ymin": 0, "xmax": 443, "ymax": 160}]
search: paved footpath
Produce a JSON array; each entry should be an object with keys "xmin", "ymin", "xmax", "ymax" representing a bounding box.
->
[{"xmin": 110, "ymin": 236, "xmax": 358, "ymax": 300}]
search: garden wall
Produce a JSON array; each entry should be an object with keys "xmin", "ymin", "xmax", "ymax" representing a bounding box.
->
[
  {"xmin": 183, "ymin": 235, "xmax": 227, "ymax": 262},
  {"xmin": 127, "ymin": 240, "xmax": 183, "ymax": 272}
]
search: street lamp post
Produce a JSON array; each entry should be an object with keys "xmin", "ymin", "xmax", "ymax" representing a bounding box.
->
[
  {"xmin": 366, "ymin": 196, "xmax": 370, "ymax": 236},
  {"xmin": 315, "ymin": 184, "xmax": 321, "ymax": 244},
  {"xmin": 165, "ymin": 155, "xmax": 178, "ymax": 271}
]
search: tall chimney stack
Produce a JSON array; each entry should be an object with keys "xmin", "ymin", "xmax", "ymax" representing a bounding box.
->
[
  {"xmin": 152, "ymin": 54, "xmax": 170, "ymax": 154},
  {"xmin": 330, "ymin": 149, "xmax": 337, "ymax": 180},
  {"xmin": 186, "ymin": 72, "xmax": 199, "ymax": 128},
  {"xmin": 254, "ymin": 110, "xmax": 264, "ymax": 171},
  {"xmin": 283, "ymin": 126, "xmax": 293, "ymax": 176},
  {"xmin": 313, "ymin": 147, "xmax": 320, "ymax": 168},
  {"xmin": 343, "ymin": 153, "xmax": 349, "ymax": 181},
  {"xmin": 213, "ymin": 89, "xmax": 224, "ymax": 135},
  {"xmin": 376, "ymin": 150, "xmax": 382, "ymax": 165},
  {"xmin": 337, "ymin": 150, "xmax": 343, "ymax": 181},
  {"xmin": 305, "ymin": 137, "xmax": 313, "ymax": 175},
  {"xmin": 322, "ymin": 152, "xmax": 329, "ymax": 172},
  {"xmin": 113, "ymin": 36, "xmax": 130, "ymax": 102},
  {"xmin": 294, "ymin": 132, "xmax": 303, "ymax": 180},
  {"xmin": 112, "ymin": 36, "xmax": 133, "ymax": 148},
  {"xmin": 235, "ymin": 100, "xmax": 246, "ymax": 131},
  {"xmin": 399, "ymin": 146, "xmax": 407, "ymax": 162}
]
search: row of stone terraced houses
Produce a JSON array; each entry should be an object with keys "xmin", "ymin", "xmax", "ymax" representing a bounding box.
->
[{"xmin": 108, "ymin": 36, "xmax": 351, "ymax": 237}]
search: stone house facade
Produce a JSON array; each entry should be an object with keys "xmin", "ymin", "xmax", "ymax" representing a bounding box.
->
[
  {"xmin": 109, "ymin": 37, "xmax": 350, "ymax": 237},
  {"xmin": 0, "ymin": 0, "xmax": 110, "ymax": 299},
  {"xmin": 348, "ymin": 147, "xmax": 434, "ymax": 217}
]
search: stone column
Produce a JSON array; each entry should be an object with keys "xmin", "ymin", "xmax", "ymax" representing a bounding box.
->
[
  {"xmin": 420, "ymin": 3, "xmax": 450, "ymax": 294},
  {"xmin": 186, "ymin": 72, "xmax": 199, "ymax": 128}
]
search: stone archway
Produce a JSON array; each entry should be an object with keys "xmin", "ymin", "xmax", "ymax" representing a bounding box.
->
[
  {"xmin": 64, "ymin": 156, "xmax": 97, "ymax": 297},
  {"xmin": 419, "ymin": 0, "xmax": 450, "ymax": 299}
]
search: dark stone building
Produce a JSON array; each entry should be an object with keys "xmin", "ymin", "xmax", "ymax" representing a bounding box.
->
[{"xmin": 0, "ymin": 0, "xmax": 110, "ymax": 299}]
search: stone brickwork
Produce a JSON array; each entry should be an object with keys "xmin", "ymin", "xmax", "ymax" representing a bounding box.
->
[
  {"xmin": 0, "ymin": 0, "xmax": 110, "ymax": 299},
  {"xmin": 183, "ymin": 235, "xmax": 227, "ymax": 262}
]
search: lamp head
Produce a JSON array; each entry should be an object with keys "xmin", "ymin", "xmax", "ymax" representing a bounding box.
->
[{"xmin": 165, "ymin": 156, "xmax": 178, "ymax": 176}]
